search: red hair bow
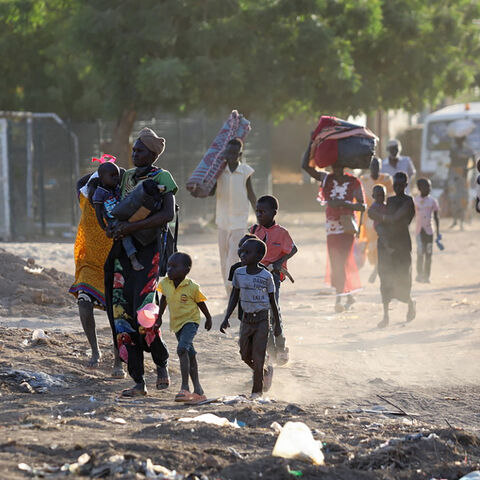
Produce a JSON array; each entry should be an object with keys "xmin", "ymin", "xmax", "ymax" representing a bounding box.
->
[{"xmin": 92, "ymin": 154, "xmax": 117, "ymax": 164}]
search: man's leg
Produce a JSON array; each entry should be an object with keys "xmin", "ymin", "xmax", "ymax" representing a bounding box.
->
[
  {"xmin": 224, "ymin": 229, "xmax": 246, "ymax": 295},
  {"xmin": 218, "ymin": 228, "xmax": 229, "ymax": 290},
  {"xmin": 78, "ymin": 300, "xmax": 101, "ymax": 367},
  {"xmin": 378, "ymin": 300, "xmax": 389, "ymax": 328}
]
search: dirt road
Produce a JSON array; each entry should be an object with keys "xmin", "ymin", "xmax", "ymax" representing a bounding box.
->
[{"xmin": 0, "ymin": 213, "xmax": 479, "ymax": 478}]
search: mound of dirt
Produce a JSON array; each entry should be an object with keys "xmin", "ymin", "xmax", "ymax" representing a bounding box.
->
[{"xmin": 0, "ymin": 248, "xmax": 74, "ymax": 317}]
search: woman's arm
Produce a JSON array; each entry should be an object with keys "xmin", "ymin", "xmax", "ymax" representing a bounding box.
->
[
  {"xmin": 301, "ymin": 141, "xmax": 327, "ymax": 182},
  {"xmin": 113, "ymin": 192, "xmax": 175, "ymax": 238}
]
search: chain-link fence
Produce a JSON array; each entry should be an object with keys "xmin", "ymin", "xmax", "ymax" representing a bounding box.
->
[
  {"xmin": 0, "ymin": 111, "xmax": 272, "ymax": 239},
  {"xmin": 75, "ymin": 112, "xmax": 272, "ymax": 226}
]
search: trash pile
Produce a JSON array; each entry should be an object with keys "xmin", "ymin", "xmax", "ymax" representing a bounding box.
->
[
  {"xmin": 0, "ymin": 368, "xmax": 66, "ymax": 393},
  {"xmin": 18, "ymin": 454, "xmax": 185, "ymax": 479},
  {"xmin": 0, "ymin": 249, "xmax": 74, "ymax": 317}
]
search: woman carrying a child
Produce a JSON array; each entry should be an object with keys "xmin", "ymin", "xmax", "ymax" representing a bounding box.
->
[
  {"xmin": 104, "ymin": 127, "xmax": 178, "ymax": 397},
  {"xmin": 69, "ymin": 170, "xmax": 124, "ymax": 376},
  {"xmin": 303, "ymin": 158, "xmax": 365, "ymax": 312}
]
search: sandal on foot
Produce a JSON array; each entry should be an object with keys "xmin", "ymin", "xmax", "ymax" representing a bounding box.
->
[
  {"xmin": 185, "ymin": 393, "xmax": 207, "ymax": 405},
  {"xmin": 175, "ymin": 390, "xmax": 193, "ymax": 402},
  {"xmin": 120, "ymin": 387, "xmax": 147, "ymax": 397},
  {"xmin": 156, "ymin": 377, "xmax": 170, "ymax": 390}
]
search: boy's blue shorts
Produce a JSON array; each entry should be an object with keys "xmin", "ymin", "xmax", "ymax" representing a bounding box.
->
[{"xmin": 175, "ymin": 322, "xmax": 199, "ymax": 355}]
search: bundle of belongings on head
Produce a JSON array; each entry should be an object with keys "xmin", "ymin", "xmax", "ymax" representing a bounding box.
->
[
  {"xmin": 186, "ymin": 109, "xmax": 251, "ymax": 198},
  {"xmin": 308, "ymin": 116, "xmax": 377, "ymax": 170}
]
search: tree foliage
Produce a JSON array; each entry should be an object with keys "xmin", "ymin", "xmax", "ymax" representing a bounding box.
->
[{"xmin": 1, "ymin": 0, "xmax": 479, "ymax": 162}]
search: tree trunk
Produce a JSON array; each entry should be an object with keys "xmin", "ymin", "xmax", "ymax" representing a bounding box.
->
[{"xmin": 101, "ymin": 108, "xmax": 137, "ymax": 169}]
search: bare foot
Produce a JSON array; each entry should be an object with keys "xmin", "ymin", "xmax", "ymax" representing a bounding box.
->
[
  {"xmin": 334, "ymin": 302, "xmax": 344, "ymax": 313},
  {"xmin": 406, "ymin": 300, "xmax": 416, "ymax": 322},
  {"xmin": 377, "ymin": 316, "xmax": 389, "ymax": 328},
  {"xmin": 86, "ymin": 352, "xmax": 101, "ymax": 368},
  {"xmin": 111, "ymin": 366, "xmax": 126, "ymax": 379},
  {"xmin": 130, "ymin": 255, "xmax": 144, "ymax": 271},
  {"xmin": 345, "ymin": 296, "xmax": 355, "ymax": 310}
]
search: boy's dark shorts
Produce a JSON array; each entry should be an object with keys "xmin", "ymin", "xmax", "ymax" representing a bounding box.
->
[{"xmin": 175, "ymin": 322, "xmax": 199, "ymax": 355}]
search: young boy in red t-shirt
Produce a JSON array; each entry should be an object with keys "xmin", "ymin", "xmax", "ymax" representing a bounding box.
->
[{"xmin": 249, "ymin": 195, "xmax": 297, "ymax": 365}]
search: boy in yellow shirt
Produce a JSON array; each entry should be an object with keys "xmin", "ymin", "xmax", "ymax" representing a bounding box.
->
[{"xmin": 157, "ymin": 252, "xmax": 212, "ymax": 404}]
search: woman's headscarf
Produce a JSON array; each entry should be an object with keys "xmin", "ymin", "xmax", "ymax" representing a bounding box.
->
[{"xmin": 138, "ymin": 127, "xmax": 166, "ymax": 155}]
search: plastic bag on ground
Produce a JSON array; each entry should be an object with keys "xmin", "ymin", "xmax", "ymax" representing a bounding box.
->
[
  {"xmin": 460, "ymin": 473, "xmax": 480, "ymax": 480},
  {"xmin": 272, "ymin": 421, "xmax": 324, "ymax": 465},
  {"xmin": 178, "ymin": 413, "xmax": 239, "ymax": 428}
]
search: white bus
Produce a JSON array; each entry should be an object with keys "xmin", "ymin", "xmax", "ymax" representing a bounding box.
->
[{"xmin": 421, "ymin": 102, "xmax": 480, "ymax": 191}]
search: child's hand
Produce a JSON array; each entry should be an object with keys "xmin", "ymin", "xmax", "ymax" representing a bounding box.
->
[
  {"xmin": 220, "ymin": 319, "xmax": 230, "ymax": 334},
  {"xmin": 274, "ymin": 323, "xmax": 282, "ymax": 337},
  {"xmin": 205, "ymin": 316, "xmax": 212, "ymax": 331}
]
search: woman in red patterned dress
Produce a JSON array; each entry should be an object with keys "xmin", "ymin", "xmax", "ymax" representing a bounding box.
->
[{"xmin": 304, "ymin": 161, "xmax": 366, "ymax": 312}]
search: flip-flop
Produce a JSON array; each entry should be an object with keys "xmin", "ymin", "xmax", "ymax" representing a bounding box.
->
[
  {"xmin": 156, "ymin": 377, "xmax": 170, "ymax": 390},
  {"xmin": 120, "ymin": 386, "xmax": 147, "ymax": 397},
  {"xmin": 184, "ymin": 393, "xmax": 207, "ymax": 405},
  {"xmin": 174, "ymin": 390, "xmax": 193, "ymax": 402}
]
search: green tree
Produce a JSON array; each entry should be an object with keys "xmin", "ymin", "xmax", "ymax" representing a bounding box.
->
[{"xmin": 2, "ymin": 0, "xmax": 479, "ymax": 165}]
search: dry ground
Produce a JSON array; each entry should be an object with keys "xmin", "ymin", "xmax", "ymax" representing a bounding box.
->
[{"xmin": 0, "ymin": 212, "xmax": 479, "ymax": 479}]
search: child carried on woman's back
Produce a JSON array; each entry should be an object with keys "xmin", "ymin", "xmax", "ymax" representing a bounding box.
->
[{"xmin": 368, "ymin": 185, "xmax": 394, "ymax": 254}]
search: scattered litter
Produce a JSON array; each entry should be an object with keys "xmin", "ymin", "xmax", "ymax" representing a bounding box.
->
[
  {"xmin": 287, "ymin": 465, "xmax": 304, "ymax": 477},
  {"xmin": 178, "ymin": 413, "xmax": 240, "ymax": 428},
  {"xmin": 460, "ymin": 473, "xmax": 480, "ymax": 480},
  {"xmin": 105, "ymin": 416, "xmax": 127, "ymax": 425},
  {"xmin": 378, "ymin": 432, "xmax": 439, "ymax": 449},
  {"xmin": 31, "ymin": 329, "xmax": 48, "ymax": 345},
  {"xmin": 271, "ymin": 421, "xmax": 283, "ymax": 433},
  {"xmin": 89, "ymin": 396, "xmax": 97, "ymax": 403},
  {"xmin": 18, "ymin": 463, "xmax": 33, "ymax": 474},
  {"xmin": 0, "ymin": 368, "xmax": 66, "ymax": 393},
  {"xmin": 217, "ymin": 395, "xmax": 249, "ymax": 405},
  {"xmin": 24, "ymin": 265, "xmax": 44, "ymax": 275},
  {"xmin": 451, "ymin": 298, "xmax": 469, "ymax": 308},
  {"xmin": 83, "ymin": 411, "xmax": 96, "ymax": 416},
  {"xmin": 272, "ymin": 421, "xmax": 325, "ymax": 465},
  {"xmin": 228, "ymin": 447, "xmax": 245, "ymax": 459},
  {"xmin": 19, "ymin": 381, "xmax": 35, "ymax": 394}
]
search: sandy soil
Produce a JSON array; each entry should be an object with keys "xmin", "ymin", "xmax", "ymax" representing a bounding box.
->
[{"xmin": 0, "ymin": 213, "xmax": 480, "ymax": 479}]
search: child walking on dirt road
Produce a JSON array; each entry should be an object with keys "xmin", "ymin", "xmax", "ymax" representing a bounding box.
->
[
  {"xmin": 157, "ymin": 252, "xmax": 212, "ymax": 405},
  {"xmin": 220, "ymin": 238, "xmax": 282, "ymax": 398},
  {"xmin": 414, "ymin": 178, "xmax": 440, "ymax": 283},
  {"xmin": 249, "ymin": 195, "xmax": 297, "ymax": 366}
]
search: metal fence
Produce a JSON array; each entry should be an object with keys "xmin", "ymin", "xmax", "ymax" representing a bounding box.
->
[
  {"xmin": 76, "ymin": 112, "xmax": 272, "ymax": 226},
  {"xmin": 0, "ymin": 111, "xmax": 272, "ymax": 239}
]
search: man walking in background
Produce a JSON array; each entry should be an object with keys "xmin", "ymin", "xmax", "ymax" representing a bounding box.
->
[
  {"xmin": 215, "ymin": 139, "xmax": 257, "ymax": 294},
  {"xmin": 382, "ymin": 139, "xmax": 416, "ymax": 194}
]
